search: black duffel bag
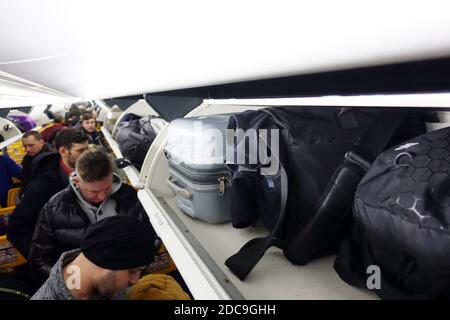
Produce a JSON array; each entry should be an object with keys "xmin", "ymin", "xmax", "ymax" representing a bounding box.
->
[
  {"xmin": 225, "ymin": 106, "xmax": 427, "ymax": 280},
  {"xmin": 334, "ymin": 125, "xmax": 450, "ymax": 299}
]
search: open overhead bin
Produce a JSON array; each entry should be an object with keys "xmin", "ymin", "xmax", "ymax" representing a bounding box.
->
[
  {"xmin": 136, "ymin": 84, "xmax": 450, "ymax": 300},
  {"xmin": 100, "ymin": 98, "xmax": 167, "ymax": 189},
  {"xmin": 0, "ymin": 117, "xmax": 24, "ymax": 150}
]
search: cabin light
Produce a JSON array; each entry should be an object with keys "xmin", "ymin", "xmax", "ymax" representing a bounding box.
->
[{"xmin": 205, "ymin": 93, "xmax": 450, "ymax": 108}]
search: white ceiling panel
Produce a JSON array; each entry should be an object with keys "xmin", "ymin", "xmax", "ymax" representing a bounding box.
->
[{"xmin": 1, "ymin": 0, "xmax": 450, "ymax": 106}]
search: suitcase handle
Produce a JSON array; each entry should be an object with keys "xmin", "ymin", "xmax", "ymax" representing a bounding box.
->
[{"xmin": 167, "ymin": 177, "xmax": 192, "ymax": 200}]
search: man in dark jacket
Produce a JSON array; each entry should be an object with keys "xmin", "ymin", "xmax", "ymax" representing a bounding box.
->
[
  {"xmin": 75, "ymin": 111, "xmax": 104, "ymax": 145},
  {"xmin": 28, "ymin": 147, "xmax": 155, "ymax": 286},
  {"xmin": 7, "ymin": 129, "xmax": 89, "ymax": 258},
  {"xmin": 20, "ymin": 131, "xmax": 53, "ymax": 195}
]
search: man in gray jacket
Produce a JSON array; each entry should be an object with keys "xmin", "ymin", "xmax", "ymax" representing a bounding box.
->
[
  {"xmin": 28, "ymin": 147, "xmax": 156, "ymax": 286},
  {"xmin": 31, "ymin": 215, "xmax": 159, "ymax": 300}
]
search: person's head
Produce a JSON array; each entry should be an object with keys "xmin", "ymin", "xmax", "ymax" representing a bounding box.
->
[
  {"xmin": 53, "ymin": 114, "xmax": 64, "ymax": 124},
  {"xmin": 90, "ymin": 109, "xmax": 98, "ymax": 121},
  {"xmin": 22, "ymin": 131, "xmax": 45, "ymax": 157},
  {"xmin": 65, "ymin": 110, "xmax": 80, "ymax": 127},
  {"xmin": 80, "ymin": 112, "xmax": 96, "ymax": 134},
  {"xmin": 74, "ymin": 148, "xmax": 114, "ymax": 204},
  {"xmin": 80, "ymin": 215, "xmax": 160, "ymax": 298},
  {"xmin": 54, "ymin": 128, "xmax": 89, "ymax": 170}
]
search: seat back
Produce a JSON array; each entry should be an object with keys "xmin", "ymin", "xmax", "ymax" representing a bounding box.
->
[
  {"xmin": 0, "ymin": 235, "xmax": 27, "ymax": 269},
  {"xmin": 6, "ymin": 188, "xmax": 21, "ymax": 207}
]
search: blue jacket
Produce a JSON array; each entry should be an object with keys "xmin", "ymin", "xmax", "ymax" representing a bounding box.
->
[{"xmin": 0, "ymin": 155, "xmax": 22, "ymax": 207}]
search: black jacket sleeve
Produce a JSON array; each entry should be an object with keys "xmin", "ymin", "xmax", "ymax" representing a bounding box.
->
[
  {"xmin": 28, "ymin": 201, "xmax": 58, "ymax": 286},
  {"xmin": 7, "ymin": 178, "xmax": 55, "ymax": 258}
]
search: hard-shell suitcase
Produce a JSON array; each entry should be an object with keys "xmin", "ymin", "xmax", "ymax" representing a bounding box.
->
[{"xmin": 165, "ymin": 115, "xmax": 232, "ymax": 223}]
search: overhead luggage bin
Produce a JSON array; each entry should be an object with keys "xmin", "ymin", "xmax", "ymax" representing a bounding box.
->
[
  {"xmin": 139, "ymin": 100, "xmax": 355, "ymax": 299},
  {"xmin": 135, "ymin": 92, "xmax": 450, "ymax": 300},
  {"xmin": 110, "ymin": 99, "xmax": 162, "ymax": 137},
  {"xmin": 138, "ymin": 94, "xmax": 450, "ymax": 299},
  {"xmin": 0, "ymin": 117, "xmax": 23, "ymax": 149},
  {"xmin": 102, "ymin": 105, "xmax": 123, "ymax": 134},
  {"xmin": 101, "ymin": 98, "xmax": 167, "ymax": 189},
  {"xmin": 91, "ymin": 100, "xmax": 111, "ymax": 126},
  {"xmin": 101, "ymin": 127, "xmax": 142, "ymax": 189}
]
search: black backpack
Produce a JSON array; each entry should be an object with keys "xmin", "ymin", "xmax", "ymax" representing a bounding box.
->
[
  {"xmin": 334, "ymin": 126, "xmax": 450, "ymax": 299},
  {"xmin": 225, "ymin": 106, "xmax": 427, "ymax": 280},
  {"xmin": 115, "ymin": 114, "xmax": 158, "ymax": 170}
]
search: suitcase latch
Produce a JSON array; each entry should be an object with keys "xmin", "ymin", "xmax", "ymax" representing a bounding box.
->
[{"xmin": 218, "ymin": 175, "xmax": 229, "ymax": 196}]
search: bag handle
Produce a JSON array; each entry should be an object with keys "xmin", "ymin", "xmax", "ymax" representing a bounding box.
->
[
  {"xmin": 167, "ymin": 177, "xmax": 193, "ymax": 200},
  {"xmin": 225, "ymin": 112, "xmax": 288, "ymax": 280}
]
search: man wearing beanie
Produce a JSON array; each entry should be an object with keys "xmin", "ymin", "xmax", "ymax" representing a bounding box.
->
[
  {"xmin": 31, "ymin": 215, "xmax": 160, "ymax": 300},
  {"xmin": 28, "ymin": 147, "xmax": 157, "ymax": 286}
]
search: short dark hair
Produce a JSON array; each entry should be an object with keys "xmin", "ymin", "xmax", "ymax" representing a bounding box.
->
[
  {"xmin": 22, "ymin": 130, "xmax": 43, "ymax": 141},
  {"xmin": 65, "ymin": 108, "xmax": 81, "ymax": 124},
  {"xmin": 76, "ymin": 147, "xmax": 113, "ymax": 182},
  {"xmin": 81, "ymin": 111, "xmax": 94, "ymax": 122},
  {"xmin": 69, "ymin": 104, "xmax": 81, "ymax": 113},
  {"xmin": 54, "ymin": 128, "xmax": 89, "ymax": 151},
  {"xmin": 53, "ymin": 114, "xmax": 64, "ymax": 123}
]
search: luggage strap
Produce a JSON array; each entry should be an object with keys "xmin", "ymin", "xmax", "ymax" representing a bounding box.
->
[{"xmin": 225, "ymin": 109, "xmax": 408, "ymax": 280}]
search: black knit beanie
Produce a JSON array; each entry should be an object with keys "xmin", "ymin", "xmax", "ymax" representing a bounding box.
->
[{"xmin": 81, "ymin": 215, "xmax": 160, "ymax": 270}]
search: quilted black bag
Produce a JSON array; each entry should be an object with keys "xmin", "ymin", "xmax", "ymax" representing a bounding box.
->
[{"xmin": 335, "ymin": 126, "xmax": 450, "ymax": 299}]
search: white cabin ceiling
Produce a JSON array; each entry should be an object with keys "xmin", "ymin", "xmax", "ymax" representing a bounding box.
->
[{"xmin": 1, "ymin": 0, "xmax": 450, "ymax": 107}]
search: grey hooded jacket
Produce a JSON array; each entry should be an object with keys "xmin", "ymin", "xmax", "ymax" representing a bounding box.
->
[{"xmin": 28, "ymin": 173, "xmax": 153, "ymax": 286}]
